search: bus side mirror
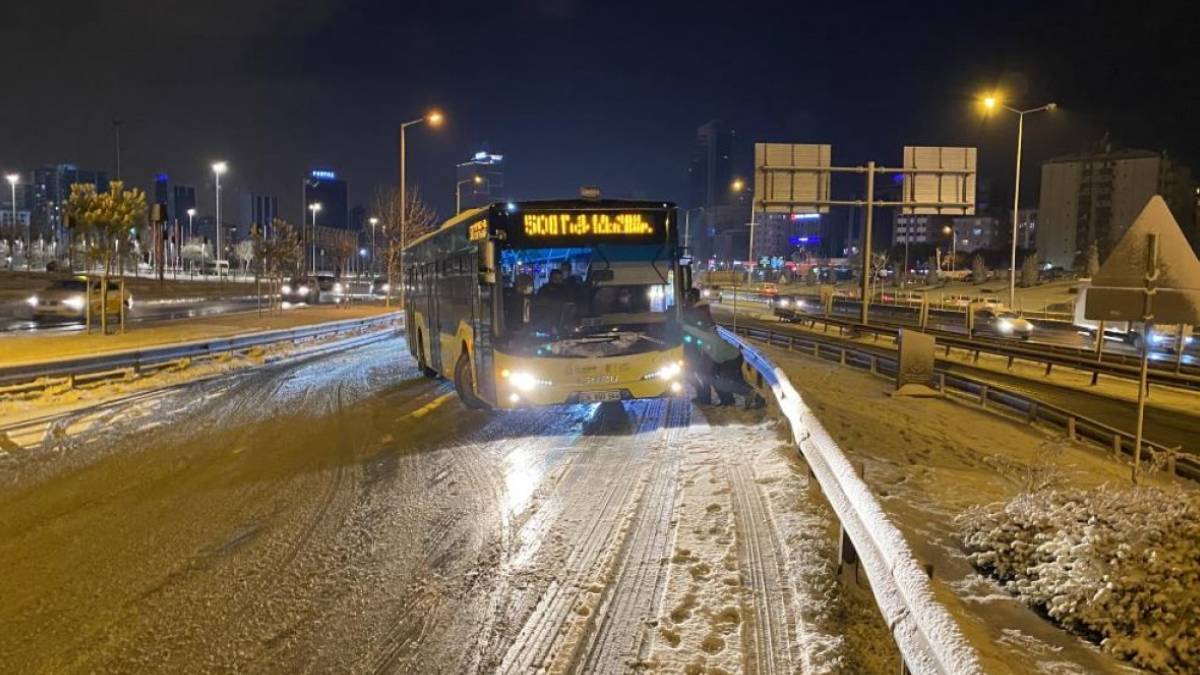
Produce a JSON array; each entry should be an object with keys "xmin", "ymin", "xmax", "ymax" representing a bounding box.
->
[{"xmin": 478, "ymin": 240, "xmax": 496, "ymax": 284}]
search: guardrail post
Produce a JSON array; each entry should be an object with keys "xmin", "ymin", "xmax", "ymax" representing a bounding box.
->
[
  {"xmin": 1045, "ymin": 363, "xmax": 1053, "ymax": 376},
  {"xmin": 938, "ymin": 373, "xmax": 945, "ymax": 391},
  {"xmin": 1090, "ymin": 371, "xmax": 1100, "ymax": 386},
  {"xmin": 1067, "ymin": 416, "xmax": 1076, "ymax": 441},
  {"xmin": 1027, "ymin": 402, "xmax": 1038, "ymax": 423},
  {"xmin": 979, "ymin": 385, "xmax": 988, "ymax": 408},
  {"xmin": 1167, "ymin": 448, "xmax": 1177, "ymax": 478},
  {"xmin": 840, "ymin": 348, "xmax": 847, "ymax": 365},
  {"xmin": 870, "ymin": 356, "xmax": 877, "ymax": 374},
  {"xmin": 1112, "ymin": 434, "xmax": 1122, "ymax": 458},
  {"xmin": 1006, "ymin": 355, "xmax": 1014, "ymax": 370}
]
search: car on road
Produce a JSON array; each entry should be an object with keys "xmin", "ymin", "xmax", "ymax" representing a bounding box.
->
[
  {"xmin": 26, "ymin": 276, "xmax": 132, "ymax": 319},
  {"xmin": 370, "ymin": 276, "xmax": 393, "ymax": 299},
  {"xmin": 975, "ymin": 307, "xmax": 1033, "ymax": 339},
  {"xmin": 770, "ymin": 294, "xmax": 808, "ymax": 321},
  {"xmin": 282, "ymin": 274, "xmax": 342, "ymax": 304},
  {"xmin": 700, "ymin": 285, "xmax": 723, "ymax": 303}
]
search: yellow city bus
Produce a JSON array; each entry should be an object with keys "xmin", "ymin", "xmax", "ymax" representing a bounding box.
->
[{"xmin": 404, "ymin": 199, "xmax": 688, "ymax": 409}]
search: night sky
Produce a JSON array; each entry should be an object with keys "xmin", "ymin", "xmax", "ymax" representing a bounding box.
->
[{"xmin": 2, "ymin": 0, "xmax": 1196, "ymax": 222}]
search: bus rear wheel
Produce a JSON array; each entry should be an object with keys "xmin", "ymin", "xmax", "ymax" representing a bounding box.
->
[{"xmin": 454, "ymin": 352, "xmax": 487, "ymax": 410}]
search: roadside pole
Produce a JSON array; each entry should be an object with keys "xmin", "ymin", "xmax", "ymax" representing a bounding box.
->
[{"xmin": 859, "ymin": 161, "xmax": 875, "ymax": 325}]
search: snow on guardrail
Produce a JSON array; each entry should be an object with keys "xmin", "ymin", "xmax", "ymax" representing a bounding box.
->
[{"xmin": 718, "ymin": 326, "xmax": 984, "ymax": 675}]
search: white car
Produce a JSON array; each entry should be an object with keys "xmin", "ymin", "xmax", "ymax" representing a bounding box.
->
[
  {"xmin": 27, "ymin": 277, "xmax": 132, "ymax": 319},
  {"xmin": 978, "ymin": 308, "xmax": 1033, "ymax": 339}
]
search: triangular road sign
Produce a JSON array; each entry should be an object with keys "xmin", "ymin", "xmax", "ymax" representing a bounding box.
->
[{"xmin": 1084, "ymin": 195, "xmax": 1200, "ymax": 325}]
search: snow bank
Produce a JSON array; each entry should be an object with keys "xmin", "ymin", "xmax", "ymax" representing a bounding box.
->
[
  {"xmin": 959, "ymin": 484, "xmax": 1200, "ymax": 673},
  {"xmin": 718, "ymin": 327, "xmax": 984, "ymax": 675}
]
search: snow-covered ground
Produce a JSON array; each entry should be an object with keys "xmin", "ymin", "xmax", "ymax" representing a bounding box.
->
[
  {"xmin": 760, "ymin": 340, "xmax": 1171, "ymax": 674},
  {"xmin": 0, "ymin": 336, "xmax": 890, "ymax": 673}
]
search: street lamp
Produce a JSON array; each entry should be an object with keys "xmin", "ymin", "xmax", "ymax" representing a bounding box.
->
[
  {"xmin": 456, "ymin": 174, "xmax": 483, "ymax": 213},
  {"xmin": 309, "ymin": 202, "xmax": 322, "ymax": 274},
  {"xmin": 186, "ymin": 208, "xmax": 196, "ymax": 240},
  {"xmin": 981, "ymin": 94, "xmax": 1056, "ymax": 308},
  {"xmin": 398, "ymin": 109, "xmax": 444, "ymax": 306},
  {"xmin": 368, "ymin": 216, "xmax": 379, "ymax": 275},
  {"xmin": 211, "ymin": 161, "xmax": 227, "ymax": 274},
  {"xmin": 943, "ymin": 224, "xmax": 957, "ymax": 272},
  {"xmin": 5, "ymin": 173, "xmax": 20, "ymax": 268},
  {"xmin": 730, "ymin": 178, "xmax": 755, "ymax": 273}
]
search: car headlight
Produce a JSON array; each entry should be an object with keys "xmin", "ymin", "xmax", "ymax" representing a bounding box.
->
[
  {"xmin": 126, "ymin": 294, "xmax": 134, "ymax": 308},
  {"xmin": 26, "ymin": 294, "xmax": 38, "ymax": 307},
  {"xmin": 997, "ymin": 319, "xmax": 1013, "ymax": 333},
  {"xmin": 701, "ymin": 289, "xmax": 711, "ymax": 298},
  {"xmin": 282, "ymin": 284, "xmax": 292, "ymax": 294},
  {"xmin": 298, "ymin": 285, "xmax": 310, "ymax": 295},
  {"xmin": 777, "ymin": 298, "xmax": 790, "ymax": 307},
  {"xmin": 1186, "ymin": 336, "xmax": 1195, "ymax": 345},
  {"xmin": 1151, "ymin": 333, "xmax": 1167, "ymax": 345},
  {"xmin": 334, "ymin": 283, "xmax": 344, "ymax": 293},
  {"xmin": 64, "ymin": 295, "xmax": 85, "ymax": 311},
  {"xmin": 382, "ymin": 283, "xmax": 390, "ymax": 292}
]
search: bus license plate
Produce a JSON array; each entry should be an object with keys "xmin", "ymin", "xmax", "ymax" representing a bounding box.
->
[{"xmin": 580, "ymin": 390, "xmax": 622, "ymax": 403}]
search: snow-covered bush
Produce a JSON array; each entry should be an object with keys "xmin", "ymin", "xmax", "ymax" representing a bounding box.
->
[{"xmin": 958, "ymin": 485, "xmax": 1200, "ymax": 674}]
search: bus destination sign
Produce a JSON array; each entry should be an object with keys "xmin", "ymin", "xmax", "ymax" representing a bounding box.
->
[{"xmin": 522, "ymin": 212, "xmax": 656, "ymax": 238}]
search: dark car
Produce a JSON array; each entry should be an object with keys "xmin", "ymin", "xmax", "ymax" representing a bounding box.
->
[{"xmin": 769, "ymin": 294, "xmax": 807, "ymax": 321}]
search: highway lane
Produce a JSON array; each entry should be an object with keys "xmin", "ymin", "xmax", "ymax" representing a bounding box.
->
[
  {"xmin": 0, "ymin": 296, "xmax": 268, "ymax": 334},
  {"xmin": 0, "ymin": 336, "xmax": 862, "ymax": 673},
  {"xmin": 717, "ymin": 292, "xmax": 1198, "ymax": 365}
]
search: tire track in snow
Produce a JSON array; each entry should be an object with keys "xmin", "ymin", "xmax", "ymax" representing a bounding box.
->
[
  {"xmin": 490, "ymin": 400, "xmax": 670, "ymax": 673},
  {"xmin": 579, "ymin": 398, "xmax": 691, "ymax": 674},
  {"xmin": 727, "ymin": 460, "xmax": 798, "ymax": 675}
]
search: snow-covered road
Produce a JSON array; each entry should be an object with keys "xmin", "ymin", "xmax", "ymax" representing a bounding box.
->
[{"xmin": 0, "ymin": 337, "xmax": 887, "ymax": 673}]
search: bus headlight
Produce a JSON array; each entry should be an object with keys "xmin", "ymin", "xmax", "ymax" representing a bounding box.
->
[
  {"xmin": 505, "ymin": 370, "xmax": 549, "ymax": 391},
  {"xmin": 26, "ymin": 294, "xmax": 38, "ymax": 307},
  {"xmin": 644, "ymin": 361, "xmax": 683, "ymax": 381},
  {"xmin": 282, "ymin": 284, "xmax": 292, "ymax": 294},
  {"xmin": 298, "ymin": 285, "xmax": 310, "ymax": 295}
]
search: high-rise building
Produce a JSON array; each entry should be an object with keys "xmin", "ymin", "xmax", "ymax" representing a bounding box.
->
[
  {"xmin": 172, "ymin": 185, "xmax": 196, "ymax": 224},
  {"xmin": 237, "ymin": 192, "xmax": 279, "ymax": 241},
  {"xmin": 28, "ymin": 164, "xmax": 109, "ymax": 243},
  {"xmin": 153, "ymin": 173, "xmax": 170, "ymax": 208},
  {"xmin": 1037, "ymin": 140, "xmax": 1195, "ymax": 268},
  {"xmin": 686, "ymin": 120, "xmax": 746, "ymax": 261},
  {"xmin": 455, "ymin": 151, "xmax": 504, "ymax": 212},
  {"xmin": 303, "ymin": 169, "xmax": 348, "ymax": 230}
]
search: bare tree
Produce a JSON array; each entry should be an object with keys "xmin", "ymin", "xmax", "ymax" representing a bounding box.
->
[
  {"xmin": 374, "ymin": 186, "xmax": 438, "ymax": 307},
  {"xmin": 971, "ymin": 254, "xmax": 987, "ymax": 283},
  {"xmin": 234, "ymin": 239, "xmax": 255, "ymax": 278},
  {"xmin": 252, "ymin": 218, "xmax": 302, "ymax": 311}
]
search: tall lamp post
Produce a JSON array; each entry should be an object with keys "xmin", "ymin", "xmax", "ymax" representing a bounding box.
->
[
  {"xmin": 211, "ymin": 161, "xmax": 227, "ymax": 273},
  {"xmin": 942, "ymin": 225, "xmax": 957, "ymax": 272},
  {"xmin": 456, "ymin": 174, "xmax": 483, "ymax": 214},
  {"xmin": 398, "ymin": 110, "xmax": 443, "ymax": 307},
  {"xmin": 5, "ymin": 173, "xmax": 20, "ymax": 268},
  {"xmin": 982, "ymin": 95, "xmax": 1056, "ymax": 308},
  {"xmin": 368, "ymin": 216, "xmax": 379, "ymax": 275},
  {"xmin": 309, "ymin": 202, "xmax": 322, "ymax": 274}
]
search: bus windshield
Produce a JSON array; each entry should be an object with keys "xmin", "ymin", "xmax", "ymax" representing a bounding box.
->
[{"xmin": 499, "ymin": 244, "xmax": 676, "ymax": 358}]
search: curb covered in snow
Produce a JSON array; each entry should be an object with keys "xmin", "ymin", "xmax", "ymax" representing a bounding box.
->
[{"xmin": 718, "ymin": 326, "xmax": 984, "ymax": 675}]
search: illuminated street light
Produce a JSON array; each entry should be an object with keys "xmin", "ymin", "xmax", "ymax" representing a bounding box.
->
[
  {"xmin": 981, "ymin": 94, "xmax": 1056, "ymax": 307},
  {"xmin": 731, "ymin": 178, "xmax": 745, "ymax": 192},
  {"xmin": 5, "ymin": 173, "xmax": 22, "ymax": 269},
  {"xmin": 211, "ymin": 161, "xmax": 227, "ymax": 276},
  {"xmin": 368, "ymin": 216, "xmax": 379, "ymax": 275},
  {"xmin": 309, "ymin": 202, "xmax": 322, "ymax": 274},
  {"xmin": 943, "ymin": 225, "xmax": 957, "ymax": 272},
  {"xmin": 398, "ymin": 109, "xmax": 445, "ymax": 306}
]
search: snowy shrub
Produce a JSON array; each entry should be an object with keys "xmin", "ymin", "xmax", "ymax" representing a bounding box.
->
[{"xmin": 958, "ymin": 485, "xmax": 1200, "ymax": 674}]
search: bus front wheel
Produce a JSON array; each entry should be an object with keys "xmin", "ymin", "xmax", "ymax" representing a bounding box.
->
[{"xmin": 454, "ymin": 352, "xmax": 487, "ymax": 410}]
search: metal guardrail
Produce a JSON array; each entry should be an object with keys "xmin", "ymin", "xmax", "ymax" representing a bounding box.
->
[
  {"xmin": 0, "ymin": 312, "xmax": 402, "ymax": 394},
  {"xmin": 723, "ymin": 322, "xmax": 1200, "ymax": 482},
  {"xmin": 768, "ymin": 309, "xmax": 1200, "ymax": 391},
  {"xmin": 719, "ymin": 326, "xmax": 985, "ymax": 674}
]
